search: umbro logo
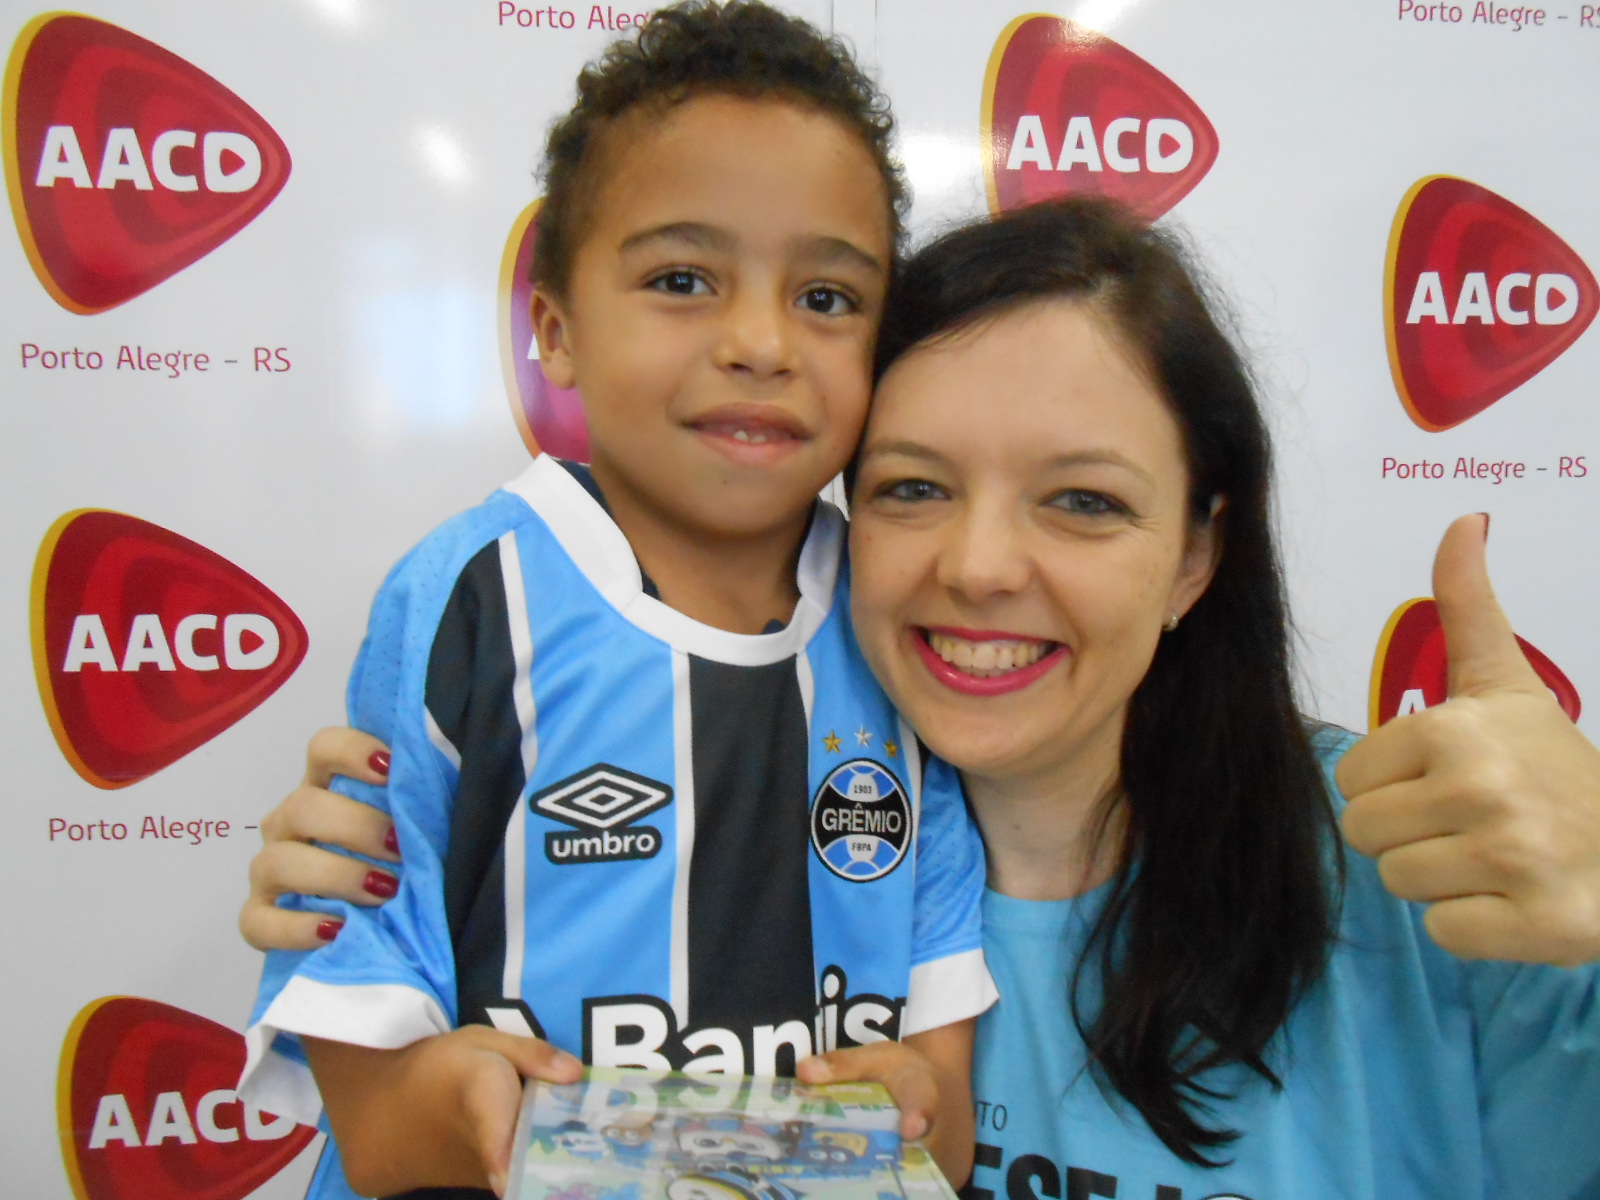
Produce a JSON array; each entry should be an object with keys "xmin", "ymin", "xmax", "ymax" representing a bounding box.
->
[{"xmin": 532, "ymin": 764, "xmax": 671, "ymax": 864}]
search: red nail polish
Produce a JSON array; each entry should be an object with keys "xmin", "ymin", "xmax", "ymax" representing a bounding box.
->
[
  {"xmin": 316, "ymin": 919, "xmax": 344, "ymax": 942},
  {"xmin": 364, "ymin": 870, "xmax": 399, "ymax": 899},
  {"xmin": 369, "ymin": 750, "xmax": 391, "ymax": 776},
  {"xmin": 384, "ymin": 826, "xmax": 399, "ymax": 854}
]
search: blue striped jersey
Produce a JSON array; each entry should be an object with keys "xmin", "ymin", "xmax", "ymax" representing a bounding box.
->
[{"xmin": 239, "ymin": 456, "xmax": 995, "ymax": 1179}]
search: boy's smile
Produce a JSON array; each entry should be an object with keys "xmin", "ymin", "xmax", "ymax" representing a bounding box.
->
[{"xmin": 532, "ymin": 93, "xmax": 891, "ymax": 561}]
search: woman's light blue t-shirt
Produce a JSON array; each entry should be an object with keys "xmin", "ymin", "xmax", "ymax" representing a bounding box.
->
[{"xmin": 969, "ymin": 733, "xmax": 1600, "ymax": 1200}]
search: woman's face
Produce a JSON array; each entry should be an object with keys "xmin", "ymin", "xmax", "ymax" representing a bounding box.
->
[{"xmin": 850, "ymin": 299, "xmax": 1217, "ymax": 794}]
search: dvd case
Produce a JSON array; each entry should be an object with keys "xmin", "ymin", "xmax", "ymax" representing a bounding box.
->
[{"xmin": 505, "ymin": 1069, "xmax": 958, "ymax": 1200}]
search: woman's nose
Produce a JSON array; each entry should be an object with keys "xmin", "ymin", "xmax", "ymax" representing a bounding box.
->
[{"xmin": 935, "ymin": 505, "xmax": 1031, "ymax": 601}]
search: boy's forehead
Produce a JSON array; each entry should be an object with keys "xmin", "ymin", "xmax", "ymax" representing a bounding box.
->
[{"xmin": 579, "ymin": 93, "xmax": 892, "ymax": 259}]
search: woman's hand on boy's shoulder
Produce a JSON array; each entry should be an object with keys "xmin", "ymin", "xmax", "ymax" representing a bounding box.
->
[
  {"xmin": 239, "ymin": 727, "xmax": 401, "ymax": 951},
  {"xmin": 1338, "ymin": 514, "xmax": 1600, "ymax": 968}
]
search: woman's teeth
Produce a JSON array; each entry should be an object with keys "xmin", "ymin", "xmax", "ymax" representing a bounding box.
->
[{"xmin": 926, "ymin": 631, "xmax": 1054, "ymax": 676}]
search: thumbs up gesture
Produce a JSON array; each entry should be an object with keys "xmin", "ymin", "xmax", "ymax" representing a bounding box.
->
[{"xmin": 1338, "ymin": 513, "xmax": 1600, "ymax": 966}]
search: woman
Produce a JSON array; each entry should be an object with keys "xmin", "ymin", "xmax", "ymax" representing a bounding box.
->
[{"xmin": 243, "ymin": 198, "xmax": 1600, "ymax": 1198}]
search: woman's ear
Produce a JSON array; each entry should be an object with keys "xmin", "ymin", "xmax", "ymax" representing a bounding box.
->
[
  {"xmin": 1170, "ymin": 496, "xmax": 1224, "ymax": 620},
  {"xmin": 530, "ymin": 287, "xmax": 576, "ymax": 389}
]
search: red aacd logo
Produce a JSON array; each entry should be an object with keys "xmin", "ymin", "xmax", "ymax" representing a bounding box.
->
[
  {"xmin": 32, "ymin": 510, "xmax": 308, "ymax": 788},
  {"xmin": 59, "ymin": 997, "xmax": 317, "ymax": 1200},
  {"xmin": 1369, "ymin": 597, "xmax": 1581, "ymax": 728},
  {"xmin": 1385, "ymin": 177, "xmax": 1596, "ymax": 431},
  {"xmin": 4, "ymin": 14, "xmax": 291, "ymax": 313},
  {"xmin": 981, "ymin": 14, "xmax": 1217, "ymax": 219},
  {"xmin": 500, "ymin": 198, "xmax": 589, "ymax": 461}
]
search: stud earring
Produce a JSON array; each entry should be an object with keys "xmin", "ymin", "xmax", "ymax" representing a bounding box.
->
[{"xmin": 1163, "ymin": 613, "xmax": 1180, "ymax": 633}]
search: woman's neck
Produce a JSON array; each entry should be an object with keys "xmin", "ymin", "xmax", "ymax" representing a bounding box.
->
[{"xmin": 965, "ymin": 739, "xmax": 1127, "ymax": 902}]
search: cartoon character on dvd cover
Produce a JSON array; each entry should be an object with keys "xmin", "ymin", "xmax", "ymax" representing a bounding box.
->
[{"xmin": 506, "ymin": 1069, "xmax": 956, "ymax": 1200}]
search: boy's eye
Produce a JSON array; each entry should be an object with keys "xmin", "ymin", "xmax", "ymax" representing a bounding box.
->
[
  {"xmin": 798, "ymin": 286, "xmax": 858, "ymax": 316},
  {"xmin": 876, "ymin": 478, "xmax": 947, "ymax": 503},
  {"xmin": 648, "ymin": 270, "xmax": 711, "ymax": 296},
  {"xmin": 1047, "ymin": 489, "xmax": 1124, "ymax": 517}
]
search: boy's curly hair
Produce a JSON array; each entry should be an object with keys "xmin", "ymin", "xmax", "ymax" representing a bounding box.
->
[{"xmin": 533, "ymin": 0, "xmax": 907, "ymax": 296}]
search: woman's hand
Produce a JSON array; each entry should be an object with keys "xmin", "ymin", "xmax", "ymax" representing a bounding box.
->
[
  {"xmin": 1339, "ymin": 514, "xmax": 1600, "ymax": 967},
  {"xmin": 796, "ymin": 1019, "xmax": 976, "ymax": 1187},
  {"xmin": 238, "ymin": 727, "xmax": 401, "ymax": 951},
  {"xmin": 305, "ymin": 1028, "xmax": 582, "ymax": 1197}
]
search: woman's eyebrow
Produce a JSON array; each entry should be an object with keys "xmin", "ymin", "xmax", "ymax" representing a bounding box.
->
[
  {"xmin": 857, "ymin": 439, "xmax": 950, "ymax": 466},
  {"xmin": 859, "ymin": 442, "xmax": 1153, "ymax": 483}
]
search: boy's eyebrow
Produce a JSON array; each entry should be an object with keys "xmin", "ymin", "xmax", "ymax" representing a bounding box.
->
[
  {"xmin": 619, "ymin": 222, "xmax": 737, "ymax": 255},
  {"xmin": 796, "ymin": 235, "xmax": 885, "ymax": 276},
  {"xmin": 617, "ymin": 223, "xmax": 884, "ymax": 276}
]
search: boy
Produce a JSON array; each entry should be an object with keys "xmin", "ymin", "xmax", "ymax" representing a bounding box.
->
[{"xmin": 237, "ymin": 6, "xmax": 994, "ymax": 1198}]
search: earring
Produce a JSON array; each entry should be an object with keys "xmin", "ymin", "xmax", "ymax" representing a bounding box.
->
[{"xmin": 1163, "ymin": 613, "xmax": 1180, "ymax": 633}]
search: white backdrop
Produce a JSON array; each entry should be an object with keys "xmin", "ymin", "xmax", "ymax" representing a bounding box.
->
[{"xmin": 3, "ymin": 2, "xmax": 1595, "ymax": 1197}]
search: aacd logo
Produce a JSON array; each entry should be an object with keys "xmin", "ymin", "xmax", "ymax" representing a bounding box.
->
[
  {"xmin": 501, "ymin": 199, "xmax": 589, "ymax": 461},
  {"xmin": 1385, "ymin": 177, "xmax": 1596, "ymax": 431},
  {"xmin": 4, "ymin": 14, "xmax": 291, "ymax": 313},
  {"xmin": 1370, "ymin": 598, "xmax": 1581, "ymax": 728},
  {"xmin": 59, "ymin": 997, "xmax": 317, "ymax": 1200},
  {"xmin": 981, "ymin": 14, "xmax": 1217, "ymax": 219},
  {"xmin": 32, "ymin": 510, "xmax": 308, "ymax": 788}
]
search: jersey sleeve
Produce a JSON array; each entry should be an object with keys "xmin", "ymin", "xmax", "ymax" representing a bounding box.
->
[
  {"xmin": 236, "ymin": 510, "xmax": 509, "ymax": 1126},
  {"xmin": 901, "ymin": 739, "xmax": 998, "ymax": 1037}
]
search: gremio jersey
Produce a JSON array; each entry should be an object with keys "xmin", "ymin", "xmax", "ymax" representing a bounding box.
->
[{"xmin": 240, "ymin": 455, "xmax": 995, "ymax": 1134}]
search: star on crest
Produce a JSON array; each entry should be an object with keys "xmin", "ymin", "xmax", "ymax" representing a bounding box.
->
[
  {"xmin": 855, "ymin": 726, "xmax": 873, "ymax": 747},
  {"xmin": 822, "ymin": 731, "xmax": 842, "ymax": 753},
  {"xmin": 884, "ymin": 741, "xmax": 899, "ymax": 757}
]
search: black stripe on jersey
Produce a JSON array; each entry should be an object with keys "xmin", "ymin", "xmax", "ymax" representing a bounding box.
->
[
  {"xmin": 424, "ymin": 542, "xmax": 526, "ymax": 1023},
  {"xmin": 686, "ymin": 655, "xmax": 815, "ymax": 1067}
]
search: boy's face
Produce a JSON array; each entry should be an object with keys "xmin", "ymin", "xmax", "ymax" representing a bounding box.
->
[{"xmin": 534, "ymin": 94, "xmax": 891, "ymax": 539}]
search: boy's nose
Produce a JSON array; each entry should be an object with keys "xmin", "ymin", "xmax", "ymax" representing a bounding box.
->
[{"xmin": 714, "ymin": 290, "xmax": 795, "ymax": 379}]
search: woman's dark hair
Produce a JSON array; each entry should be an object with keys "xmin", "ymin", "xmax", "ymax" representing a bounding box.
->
[
  {"xmin": 873, "ymin": 197, "xmax": 1344, "ymax": 1166},
  {"xmin": 532, "ymin": 0, "xmax": 907, "ymax": 296}
]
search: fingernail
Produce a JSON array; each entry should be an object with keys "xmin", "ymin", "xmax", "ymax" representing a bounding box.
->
[
  {"xmin": 363, "ymin": 870, "xmax": 399, "ymax": 899},
  {"xmin": 369, "ymin": 750, "xmax": 391, "ymax": 776},
  {"xmin": 801, "ymin": 1058, "xmax": 832, "ymax": 1082},
  {"xmin": 384, "ymin": 826, "xmax": 399, "ymax": 854},
  {"xmin": 902, "ymin": 1113, "xmax": 928, "ymax": 1142},
  {"xmin": 1478, "ymin": 512, "xmax": 1490, "ymax": 541},
  {"xmin": 553, "ymin": 1049, "xmax": 582, "ymax": 1071},
  {"xmin": 316, "ymin": 919, "xmax": 344, "ymax": 942},
  {"xmin": 488, "ymin": 1169, "xmax": 508, "ymax": 1198}
]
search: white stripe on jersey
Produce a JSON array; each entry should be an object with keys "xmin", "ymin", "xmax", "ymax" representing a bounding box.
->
[
  {"xmin": 900, "ymin": 715, "xmax": 924, "ymax": 833},
  {"xmin": 796, "ymin": 649, "xmax": 816, "ymax": 734},
  {"xmin": 424, "ymin": 706, "xmax": 461, "ymax": 771},
  {"xmin": 670, "ymin": 649, "xmax": 695, "ymax": 1030},
  {"xmin": 902, "ymin": 947, "xmax": 999, "ymax": 1036},
  {"xmin": 499, "ymin": 531, "xmax": 538, "ymax": 1001},
  {"xmin": 505, "ymin": 456, "xmax": 843, "ymax": 667}
]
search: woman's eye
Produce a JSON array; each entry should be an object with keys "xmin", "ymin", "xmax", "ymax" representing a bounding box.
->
[
  {"xmin": 798, "ymin": 286, "xmax": 858, "ymax": 316},
  {"xmin": 649, "ymin": 270, "xmax": 711, "ymax": 296},
  {"xmin": 1048, "ymin": 489, "xmax": 1123, "ymax": 517},
  {"xmin": 878, "ymin": 478, "xmax": 947, "ymax": 503}
]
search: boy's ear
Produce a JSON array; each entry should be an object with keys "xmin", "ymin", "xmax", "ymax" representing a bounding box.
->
[{"xmin": 531, "ymin": 287, "xmax": 577, "ymax": 389}]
